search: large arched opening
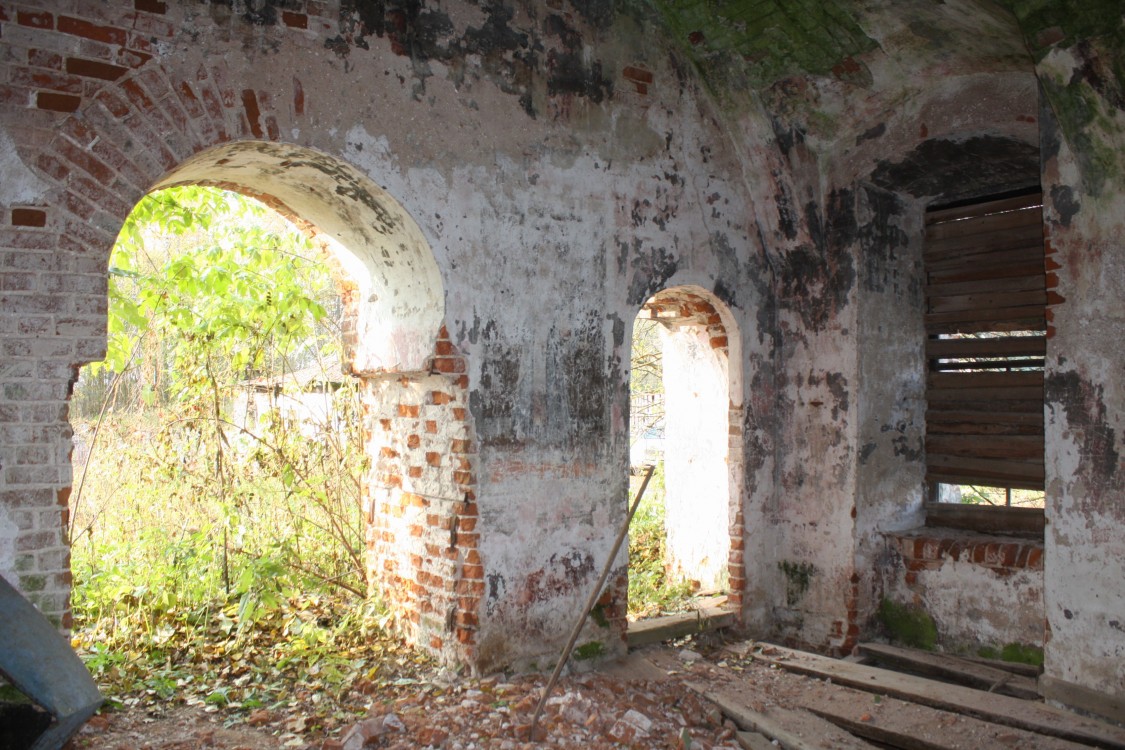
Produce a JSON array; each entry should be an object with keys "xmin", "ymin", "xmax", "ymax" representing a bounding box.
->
[{"xmin": 68, "ymin": 142, "xmax": 483, "ymax": 674}]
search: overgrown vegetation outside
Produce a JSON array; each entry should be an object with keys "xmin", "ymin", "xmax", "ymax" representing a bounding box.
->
[
  {"xmin": 69, "ymin": 187, "xmax": 430, "ymax": 733},
  {"xmin": 626, "ymin": 468, "xmax": 694, "ymax": 621}
]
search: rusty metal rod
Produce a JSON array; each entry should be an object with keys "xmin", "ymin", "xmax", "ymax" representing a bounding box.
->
[{"xmin": 529, "ymin": 463, "xmax": 656, "ymax": 737}]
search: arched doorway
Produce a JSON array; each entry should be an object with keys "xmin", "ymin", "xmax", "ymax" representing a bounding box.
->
[
  {"xmin": 627, "ymin": 285, "xmax": 743, "ymax": 629},
  {"xmin": 70, "ymin": 142, "xmax": 482, "ymax": 667}
]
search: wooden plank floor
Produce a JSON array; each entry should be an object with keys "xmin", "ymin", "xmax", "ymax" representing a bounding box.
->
[{"xmin": 635, "ymin": 643, "xmax": 1118, "ymax": 750}]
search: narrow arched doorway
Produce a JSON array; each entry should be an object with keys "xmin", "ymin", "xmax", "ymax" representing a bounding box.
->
[{"xmin": 627, "ymin": 286, "xmax": 743, "ymax": 634}]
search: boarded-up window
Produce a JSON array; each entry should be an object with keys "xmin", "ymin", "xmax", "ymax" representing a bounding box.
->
[{"xmin": 923, "ymin": 191, "xmax": 1046, "ymax": 496}]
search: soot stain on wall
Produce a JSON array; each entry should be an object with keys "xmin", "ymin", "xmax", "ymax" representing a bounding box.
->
[
  {"xmin": 472, "ymin": 334, "xmax": 524, "ymax": 447},
  {"xmin": 546, "ymin": 313, "xmax": 608, "ymax": 447},
  {"xmin": 1046, "ymin": 370, "xmax": 1121, "ymax": 512},
  {"xmin": 626, "ymin": 244, "xmax": 679, "ymax": 306},
  {"xmin": 778, "ymin": 189, "xmax": 857, "ymax": 332}
]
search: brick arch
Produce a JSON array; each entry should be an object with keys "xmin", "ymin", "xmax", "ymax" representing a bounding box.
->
[
  {"xmin": 2, "ymin": 27, "xmax": 480, "ymax": 662},
  {"xmin": 150, "ymin": 141, "xmax": 445, "ymax": 374},
  {"xmin": 630, "ymin": 285, "xmax": 746, "ymax": 613}
]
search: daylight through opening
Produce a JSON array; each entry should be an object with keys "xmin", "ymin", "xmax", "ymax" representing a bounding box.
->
[{"xmin": 627, "ymin": 287, "xmax": 741, "ymax": 626}]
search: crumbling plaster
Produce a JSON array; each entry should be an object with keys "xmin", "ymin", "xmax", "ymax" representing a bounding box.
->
[{"xmin": 0, "ymin": 0, "xmax": 1121, "ymax": 713}]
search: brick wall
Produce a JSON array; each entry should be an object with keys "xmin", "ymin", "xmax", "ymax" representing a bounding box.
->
[
  {"xmin": 362, "ymin": 327, "xmax": 481, "ymax": 665},
  {"xmin": 883, "ymin": 529, "xmax": 1045, "ymax": 650}
]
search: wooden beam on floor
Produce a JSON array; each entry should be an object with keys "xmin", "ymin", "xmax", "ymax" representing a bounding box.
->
[
  {"xmin": 857, "ymin": 642, "xmax": 1040, "ymax": 699},
  {"xmin": 686, "ymin": 682, "xmax": 877, "ymax": 750},
  {"xmin": 751, "ymin": 644, "xmax": 1125, "ymax": 749},
  {"xmin": 626, "ymin": 603, "xmax": 737, "ymax": 648}
]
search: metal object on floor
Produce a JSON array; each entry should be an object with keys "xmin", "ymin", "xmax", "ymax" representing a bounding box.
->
[{"xmin": 0, "ymin": 575, "xmax": 103, "ymax": 750}]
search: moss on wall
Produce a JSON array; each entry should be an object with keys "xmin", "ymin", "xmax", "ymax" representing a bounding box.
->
[
  {"xmin": 778, "ymin": 560, "xmax": 818, "ymax": 606},
  {"xmin": 1001, "ymin": 0, "xmax": 1125, "ymax": 196},
  {"xmin": 978, "ymin": 642, "xmax": 1045, "ymax": 667},
  {"xmin": 636, "ymin": 0, "xmax": 876, "ymax": 91},
  {"xmin": 878, "ymin": 598, "xmax": 937, "ymax": 650}
]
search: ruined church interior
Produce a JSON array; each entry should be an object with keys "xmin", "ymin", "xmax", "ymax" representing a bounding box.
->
[{"xmin": 0, "ymin": 0, "xmax": 1122, "ymax": 741}]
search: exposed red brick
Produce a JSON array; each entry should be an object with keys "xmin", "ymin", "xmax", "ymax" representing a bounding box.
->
[
  {"xmin": 426, "ymin": 452, "xmax": 441, "ymax": 467},
  {"xmin": 408, "ymin": 466, "xmax": 423, "ymax": 478},
  {"xmin": 28, "ymin": 49, "xmax": 63, "ymax": 69},
  {"xmin": 93, "ymin": 88, "xmax": 131, "ymax": 118},
  {"xmin": 432, "ymin": 357, "xmax": 465, "ymax": 374},
  {"xmin": 406, "ymin": 434, "xmax": 421, "ymax": 449},
  {"xmin": 241, "ymin": 88, "xmax": 264, "ymax": 139},
  {"xmin": 710, "ymin": 335, "xmax": 728, "ymax": 349},
  {"xmin": 57, "ymin": 16, "xmax": 127, "ymax": 46},
  {"xmin": 451, "ymin": 439, "xmax": 472, "ymax": 453},
  {"xmin": 36, "ymin": 92, "xmax": 81, "ymax": 112},
  {"xmin": 13, "ymin": 67, "xmax": 83, "ymax": 94},
  {"xmin": 292, "ymin": 76, "xmax": 304, "ymax": 116},
  {"xmin": 120, "ymin": 79, "xmax": 156, "ymax": 113},
  {"xmin": 452, "ymin": 407, "xmax": 466, "ymax": 420},
  {"xmin": 424, "ymin": 420, "xmax": 438, "ymax": 434},
  {"xmin": 622, "ymin": 65, "xmax": 653, "ymax": 84},
  {"xmin": 431, "ymin": 390, "xmax": 453, "ymax": 405},
  {"xmin": 398, "ymin": 404, "xmax": 420, "ymax": 418},
  {"xmin": 17, "ymin": 10, "xmax": 53, "ymax": 29},
  {"xmin": 282, "ymin": 11, "xmax": 308, "ymax": 29},
  {"xmin": 435, "ymin": 339, "xmax": 455, "ymax": 355},
  {"xmin": 66, "ymin": 57, "xmax": 128, "ymax": 81},
  {"xmin": 11, "ymin": 209, "xmax": 47, "ymax": 227}
]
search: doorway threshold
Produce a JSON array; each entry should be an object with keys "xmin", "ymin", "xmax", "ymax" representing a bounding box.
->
[{"xmin": 627, "ymin": 595, "xmax": 738, "ymax": 648}]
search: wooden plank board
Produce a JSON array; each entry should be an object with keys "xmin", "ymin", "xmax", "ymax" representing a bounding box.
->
[
  {"xmin": 923, "ymin": 306, "xmax": 1045, "ymax": 330},
  {"xmin": 928, "ymin": 371, "xmax": 1042, "ymax": 390},
  {"xmin": 927, "ymin": 289, "xmax": 1047, "ymax": 314},
  {"xmin": 926, "ymin": 454, "xmax": 1045, "ymax": 484},
  {"xmin": 926, "ymin": 260, "xmax": 1046, "ymax": 285},
  {"xmin": 685, "ymin": 682, "xmax": 877, "ymax": 750},
  {"xmin": 626, "ymin": 603, "xmax": 736, "ymax": 648},
  {"xmin": 737, "ymin": 730, "xmax": 780, "ymax": 750},
  {"xmin": 926, "ymin": 385, "xmax": 1044, "ymax": 402},
  {"xmin": 749, "ymin": 645, "xmax": 1125, "ymax": 748},
  {"xmin": 925, "ymin": 273, "xmax": 1045, "ymax": 298},
  {"xmin": 926, "ymin": 434, "xmax": 1043, "ymax": 460},
  {"xmin": 926, "ymin": 335, "xmax": 1045, "ymax": 358},
  {"xmin": 926, "ymin": 409, "xmax": 1043, "ymax": 426},
  {"xmin": 960, "ymin": 653, "xmax": 1043, "ymax": 678},
  {"xmin": 922, "ymin": 503, "xmax": 1045, "ymax": 533},
  {"xmin": 927, "ymin": 237, "xmax": 1039, "ymax": 269},
  {"xmin": 926, "ymin": 192, "xmax": 1042, "ymax": 225},
  {"xmin": 856, "ymin": 642, "xmax": 1040, "ymax": 699},
  {"xmin": 925, "ymin": 206, "xmax": 1042, "ymax": 242}
]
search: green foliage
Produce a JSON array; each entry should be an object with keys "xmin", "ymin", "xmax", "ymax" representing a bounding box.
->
[
  {"xmin": 628, "ymin": 464, "xmax": 695, "ymax": 619},
  {"xmin": 878, "ymin": 598, "xmax": 938, "ymax": 651},
  {"xmin": 67, "ymin": 186, "xmax": 424, "ymax": 732}
]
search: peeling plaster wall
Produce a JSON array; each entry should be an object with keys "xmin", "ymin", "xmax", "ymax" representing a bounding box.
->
[
  {"xmin": 1, "ymin": 0, "xmax": 1122, "ymax": 699},
  {"xmin": 0, "ymin": 0, "xmax": 767, "ymax": 670},
  {"xmin": 1037, "ymin": 44, "xmax": 1125, "ymax": 707}
]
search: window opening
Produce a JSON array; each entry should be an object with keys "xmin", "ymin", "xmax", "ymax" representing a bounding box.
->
[{"xmin": 923, "ymin": 190, "xmax": 1046, "ymax": 528}]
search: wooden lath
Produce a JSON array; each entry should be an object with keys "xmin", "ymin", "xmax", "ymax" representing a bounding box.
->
[{"xmin": 924, "ymin": 191, "xmax": 1046, "ymax": 492}]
